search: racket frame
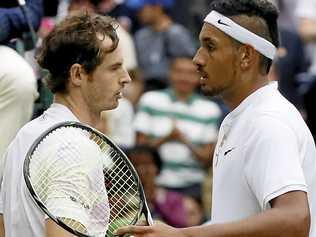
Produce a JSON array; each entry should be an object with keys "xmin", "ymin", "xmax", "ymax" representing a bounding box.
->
[{"xmin": 23, "ymin": 121, "xmax": 152, "ymax": 237}]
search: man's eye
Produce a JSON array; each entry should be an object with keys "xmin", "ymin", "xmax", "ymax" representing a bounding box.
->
[
  {"xmin": 111, "ymin": 65, "xmax": 122, "ymax": 71},
  {"xmin": 207, "ymin": 44, "xmax": 215, "ymax": 51}
]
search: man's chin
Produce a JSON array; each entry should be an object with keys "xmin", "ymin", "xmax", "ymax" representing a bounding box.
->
[{"xmin": 102, "ymin": 101, "xmax": 119, "ymax": 112}]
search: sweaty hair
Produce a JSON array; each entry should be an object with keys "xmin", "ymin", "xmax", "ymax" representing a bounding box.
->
[
  {"xmin": 209, "ymin": 0, "xmax": 279, "ymax": 74},
  {"xmin": 37, "ymin": 12, "xmax": 119, "ymax": 93}
]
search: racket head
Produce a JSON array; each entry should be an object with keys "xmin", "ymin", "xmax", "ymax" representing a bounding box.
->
[{"xmin": 23, "ymin": 121, "xmax": 151, "ymax": 237}]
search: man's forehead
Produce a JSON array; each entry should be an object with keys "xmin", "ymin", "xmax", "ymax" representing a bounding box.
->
[{"xmin": 199, "ymin": 23, "xmax": 228, "ymax": 42}]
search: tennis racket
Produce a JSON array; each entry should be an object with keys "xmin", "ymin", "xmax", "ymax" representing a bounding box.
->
[{"xmin": 23, "ymin": 121, "xmax": 153, "ymax": 237}]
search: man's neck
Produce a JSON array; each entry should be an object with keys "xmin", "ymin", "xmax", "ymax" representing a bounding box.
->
[
  {"xmin": 54, "ymin": 93, "xmax": 101, "ymax": 129},
  {"xmin": 222, "ymin": 75, "xmax": 269, "ymax": 110}
]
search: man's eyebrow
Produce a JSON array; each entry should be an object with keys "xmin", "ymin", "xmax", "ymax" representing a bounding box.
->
[
  {"xmin": 200, "ymin": 36, "xmax": 216, "ymax": 45},
  {"xmin": 109, "ymin": 61, "xmax": 123, "ymax": 68}
]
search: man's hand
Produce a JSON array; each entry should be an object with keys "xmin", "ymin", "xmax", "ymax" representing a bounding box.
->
[
  {"xmin": 115, "ymin": 222, "xmax": 184, "ymax": 237},
  {"xmin": 166, "ymin": 126, "xmax": 186, "ymax": 143}
]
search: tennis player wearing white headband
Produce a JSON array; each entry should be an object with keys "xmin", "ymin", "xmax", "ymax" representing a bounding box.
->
[
  {"xmin": 203, "ymin": 10, "xmax": 276, "ymax": 60},
  {"xmin": 116, "ymin": 1, "xmax": 316, "ymax": 237}
]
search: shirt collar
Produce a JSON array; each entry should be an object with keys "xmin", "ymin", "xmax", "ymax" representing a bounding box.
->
[
  {"xmin": 42, "ymin": 103, "xmax": 79, "ymax": 122},
  {"xmin": 225, "ymin": 82, "xmax": 278, "ymax": 122}
]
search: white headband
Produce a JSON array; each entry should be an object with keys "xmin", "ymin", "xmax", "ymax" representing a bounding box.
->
[{"xmin": 204, "ymin": 10, "xmax": 276, "ymax": 60}]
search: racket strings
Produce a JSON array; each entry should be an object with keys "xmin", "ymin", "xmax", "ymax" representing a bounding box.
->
[
  {"xmin": 28, "ymin": 126, "xmax": 143, "ymax": 237},
  {"xmin": 30, "ymin": 127, "xmax": 110, "ymax": 236},
  {"xmin": 93, "ymin": 135, "xmax": 142, "ymax": 234}
]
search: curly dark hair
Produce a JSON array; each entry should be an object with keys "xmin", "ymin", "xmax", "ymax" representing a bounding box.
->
[
  {"xmin": 37, "ymin": 12, "xmax": 119, "ymax": 93},
  {"xmin": 209, "ymin": 0, "xmax": 279, "ymax": 74}
]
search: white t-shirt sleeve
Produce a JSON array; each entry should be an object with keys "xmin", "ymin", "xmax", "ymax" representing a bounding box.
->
[{"xmin": 244, "ymin": 115, "xmax": 307, "ymax": 210}]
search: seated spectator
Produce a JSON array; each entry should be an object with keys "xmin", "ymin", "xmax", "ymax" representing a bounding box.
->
[
  {"xmin": 0, "ymin": 0, "xmax": 43, "ymax": 48},
  {"xmin": 133, "ymin": 56, "xmax": 222, "ymax": 201},
  {"xmin": 295, "ymin": 0, "xmax": 316, "ymax": 140},
  {"xmin": 101, "ymin": 97, "xmax": 136, "ymax": 150},
  {"xmin": 268, "ymin": 28, "xmax": 308, "ymax": 111},
  {"xmin": 128, "ymin": 0, "xmax": 196, "ymax": 91},
  {"xmin": 127, "ymin": 145, "xmax": 204, "ymax": 227}
]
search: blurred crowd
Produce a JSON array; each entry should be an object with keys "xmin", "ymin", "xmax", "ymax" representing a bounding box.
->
[{"xmin": 1, "ymin": 0, "xmax": 316, "ymax": 227}]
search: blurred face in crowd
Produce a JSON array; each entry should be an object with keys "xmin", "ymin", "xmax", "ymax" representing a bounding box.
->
[
  {"xmin": 128, "ymin": 151, "xmax": 157, "ymax": 203},
  {"xmin": 193, "ymin": 23, "xmax": 240, "ymax": 97},
  {"xmin": 170, "ymin": 57, "xmax": 200, "ymax": 96},
  {"xmin": 129, "ymin": 151, "xmax": 158, "ymax": 184},
  {"xmin": 137, "ymin": 4, "xmax": 160, "ymax": 25},
  {"xmin": 78, "ymin": 35, "xmax": 131, "ymax": 114}
]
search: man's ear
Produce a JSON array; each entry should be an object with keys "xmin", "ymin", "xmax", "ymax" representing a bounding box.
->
[
  {"xmin": 239, "ymin": 44, "xmax": 257, "ymax": 70},
  {"xmin": 69, "ymin": 63, "xmax": 87, "ymax": 87}
]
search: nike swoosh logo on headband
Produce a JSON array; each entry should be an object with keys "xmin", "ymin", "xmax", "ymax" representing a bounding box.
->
[{"xmin": 217, "ymin": 19, "xmax": 230, "ymax": 27}]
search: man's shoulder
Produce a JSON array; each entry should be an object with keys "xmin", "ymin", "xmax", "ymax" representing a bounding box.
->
[
  {"xmin": 13, "ymin": 116, "xmax": 51, "ymax": 144},
  {"xmin": 246, "ymin": 106, "xmax": 311, "ymax": 145}
]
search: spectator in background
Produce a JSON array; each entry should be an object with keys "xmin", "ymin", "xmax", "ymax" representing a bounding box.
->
[
  {"xmin": 0, "ymin": 0, "xmax": 42, "ymax": 182},
  {"xmin": 134, "ymin": 56, "xmax": 221, "ymax": 201},
  {"xmin": 96, "ymin": 0, "xmax": 135, "ymax": 32},
  {"xmin": 127, "ymin": 145, "xmax": 204, "ymax": 227},
  {"xmin": 266, "ymin": 0, "xmax": 308, "ymax": 112},
  {"xmin": 127, "ymin": 0, "xmax": 196, "ymax": 91},
  {"xmin": 295, "ymin": 0, "xmax": 316, "ymax": 141},
  {"xmin": 0, "ymin": 0, "xmax": 43, "ymax": 46},
  {"xmin": 268, "ymin": 29, "xmax": 308, "ymax": 111},
  {"xmin": 101, "ymin": 97, "xmax": 136, "ymax": 150},
  {"xmin": 169, "ymin": 0, "xmax": 209, "ymax": 39},
  {"xmin": 274, "ymin": 0, "xmax": 298, "ymax": 30}
]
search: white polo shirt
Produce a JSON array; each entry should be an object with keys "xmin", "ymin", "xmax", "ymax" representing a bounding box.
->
[
  {"xmin": 0, "ymin": 103, "xmax": 109, "ymax": 237},
  {"xmin": 211, "ymin": 83, "xmax": 316, "ymax": 237}
]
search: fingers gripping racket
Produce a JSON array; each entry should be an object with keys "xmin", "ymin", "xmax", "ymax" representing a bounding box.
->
[{"xmin": 23, "ymin": 121, "xmax": 153, "ymax": 237}]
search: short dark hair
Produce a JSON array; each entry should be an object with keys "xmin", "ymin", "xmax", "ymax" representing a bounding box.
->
[
  {"xmin": 126, "ymin": 145, "xmax": 162, "ymax": 173},
  {"xmin": 209, "ymin": 0, "xmax": 279, "ymax": 74},
  {"xmin": 37, "ymin": 12, "xmax": 119, "ymax": 93}
]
